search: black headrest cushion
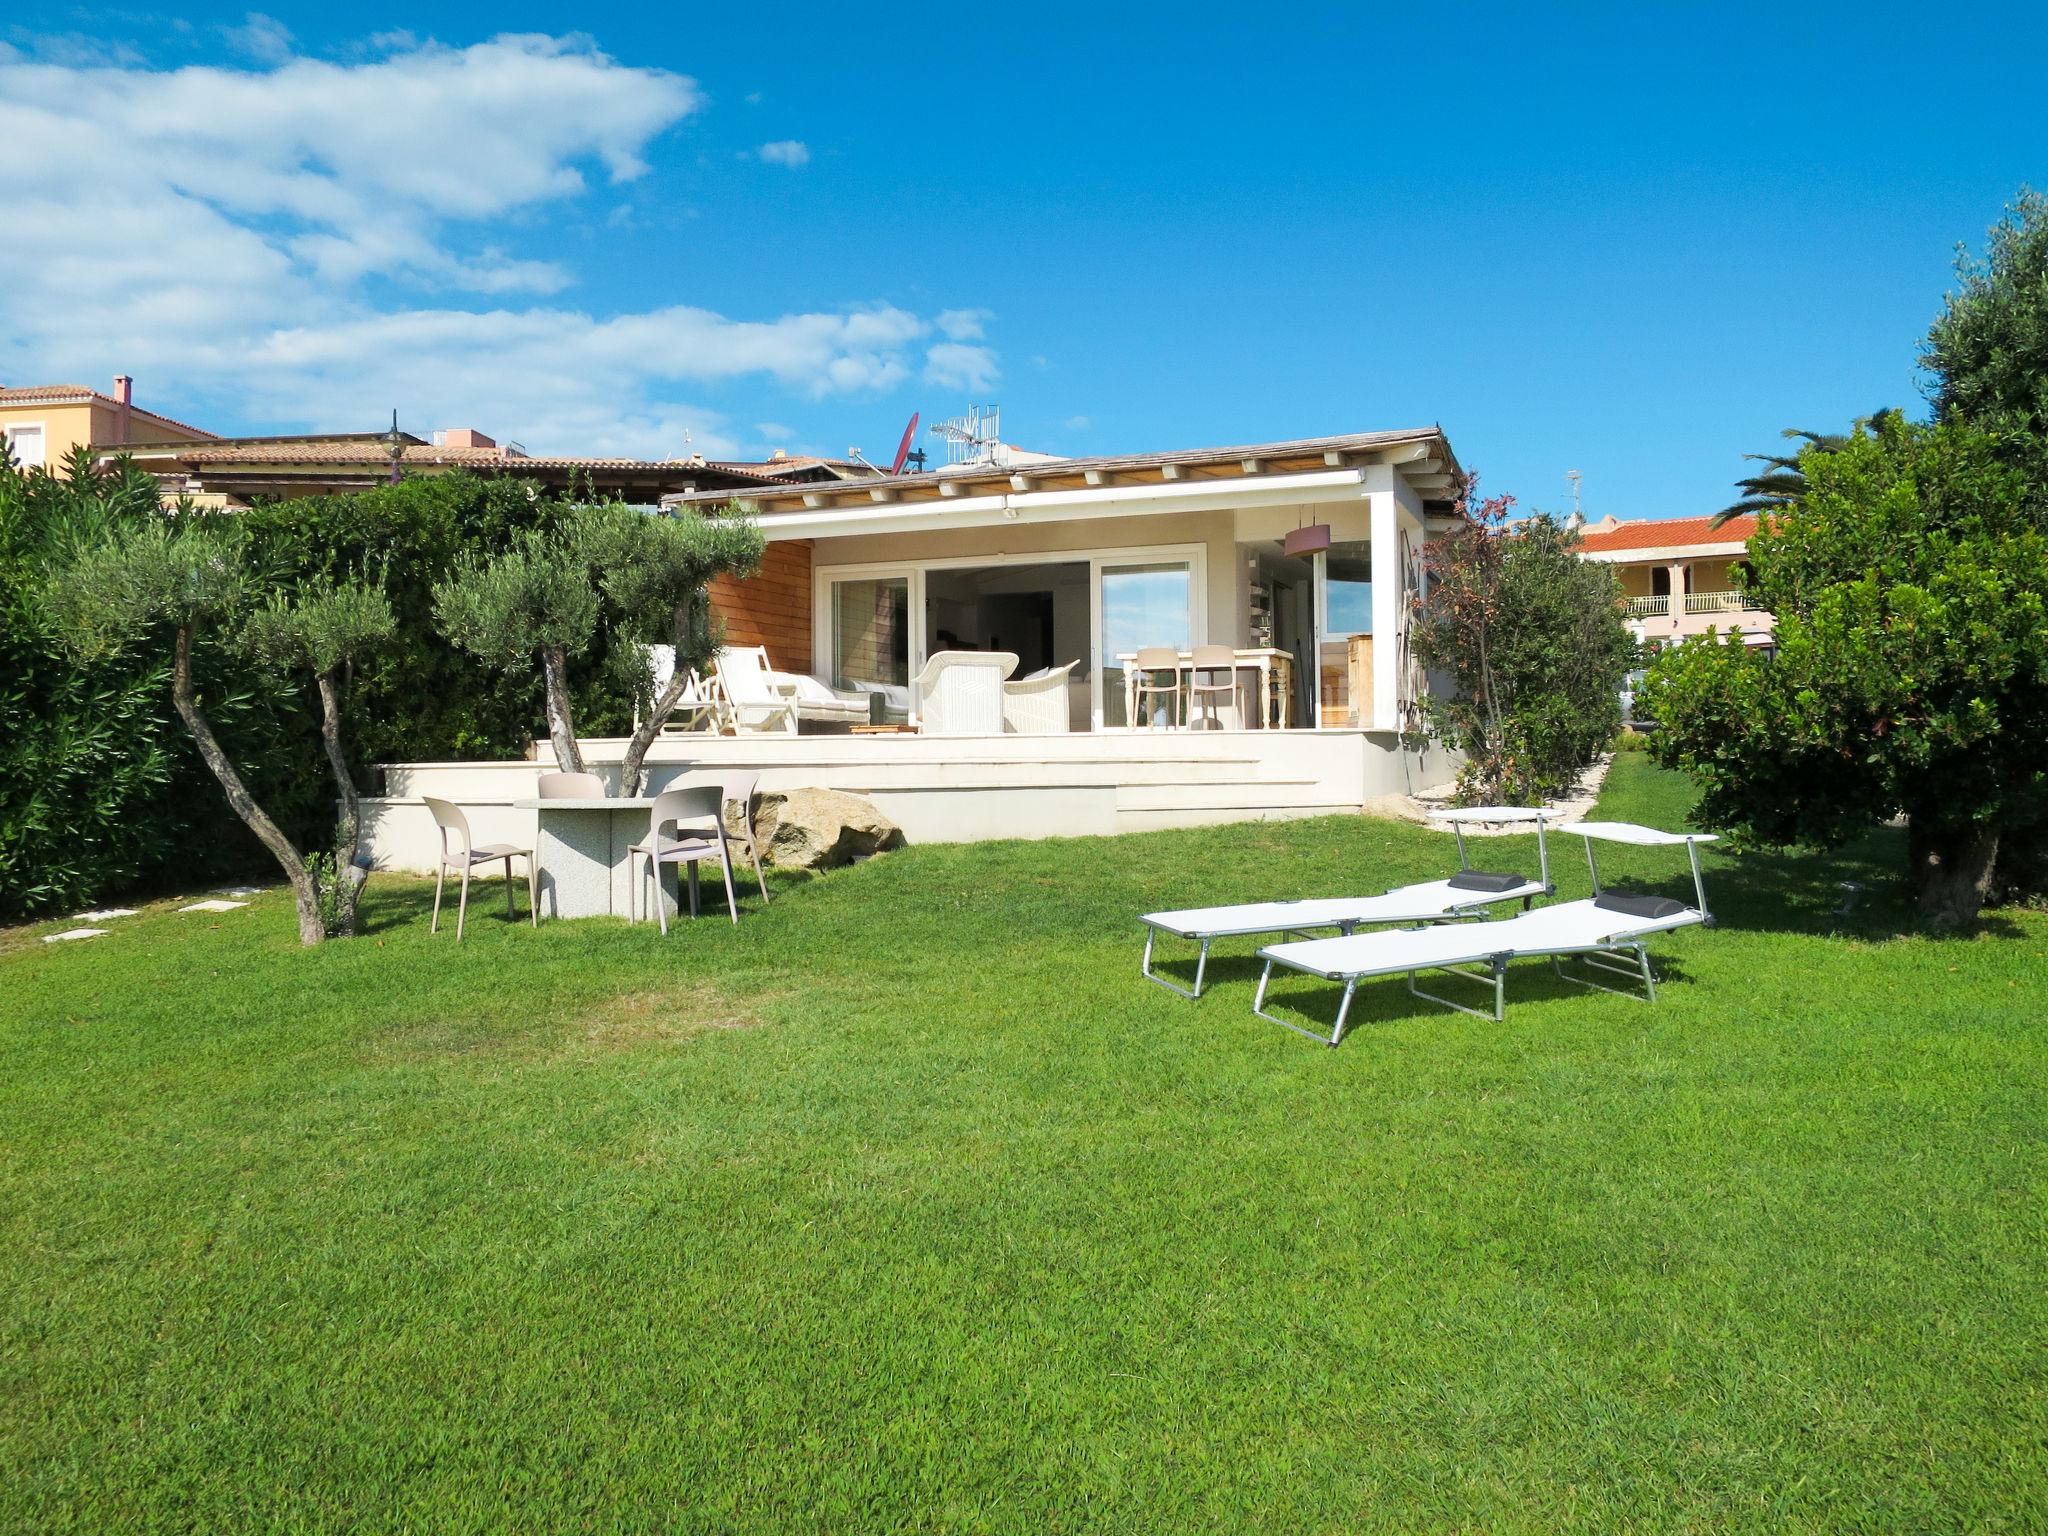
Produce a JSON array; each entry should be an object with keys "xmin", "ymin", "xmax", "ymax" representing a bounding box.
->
[
  {"xmin": 1595, "ymin": 892, "xmax": 1689, "ymax": 920},
  {"xmin": 1448, "ymin": 870, "xmax": 1526, "ymax": 893}
]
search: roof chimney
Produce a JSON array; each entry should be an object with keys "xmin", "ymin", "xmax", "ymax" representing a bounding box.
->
[
  {"xmin": 113, "ymin": 374, "xmax": 133, "ymax": 442},
  {"xmin": 438, "ymin": 428, "xmax": 495, "ymax": 450}
]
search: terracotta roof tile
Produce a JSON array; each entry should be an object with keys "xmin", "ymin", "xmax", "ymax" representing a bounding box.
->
[
  {"xmin": 1578, "ymin": 513, "xmax": 1760, "ymax": 553},
  {"xmin": 0, "ymin": 384, "xmax": 217, "ymax": 440}
]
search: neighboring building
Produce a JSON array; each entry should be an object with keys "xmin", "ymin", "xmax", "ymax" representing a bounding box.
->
[
  {"xmin": 117, "ymin": 427, "xmax": 807, "ymax": 507},
  {"xmin": 1576, "ymin": 512, "xmax": 1774, "ymax": 652},
  {"xmin": 1, "ymin": 377, "xmax": 215, "ymax": 470}
]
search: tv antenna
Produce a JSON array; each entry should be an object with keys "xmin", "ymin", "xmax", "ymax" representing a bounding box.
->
[
  {"xmin": 929, "ymin": 404, "xmax": 1003, "ymax": 466},
  {"xmin": 1564, "ymin": 468, "xmax": 1583, "ymax": 523}
]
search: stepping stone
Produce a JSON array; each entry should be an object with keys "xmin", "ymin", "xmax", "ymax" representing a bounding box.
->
[
  {"xmin": 42, "ymin": 928, "xmax": 108, "ymax": 943},
  {"xmin": 213, "ymin": 886, "xmax": 265, "ymax": 897},
  {"xmin": 75, "ymin": 908, "xmax": 138, "ymax": 920},
  {"xmin": 179, "ymin": 899, "xmax": 248, "ymax": 913}
]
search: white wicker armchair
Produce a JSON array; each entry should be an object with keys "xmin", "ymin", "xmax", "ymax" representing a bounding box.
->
[
  {"xmin": 912, "ymin": 650, "xmax": 1018, "ymax": 734},
  {"xmin": 1002, "ymin": 661, "xmax": 1078, "ymax": 735}
]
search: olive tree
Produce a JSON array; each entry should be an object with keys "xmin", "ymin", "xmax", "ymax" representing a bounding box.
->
[
  {"xmin": 582, "ymin": 502, "xmax": 764, "ymax": 794},
  {"xmin": 432, "ymin": 527, "xmax": 599, "ymax": 773},
  {"xmin": 44, "ymin": 516, "xmax": 348, "ymax": 943},
  {"xmin": 1641, "ymin": 417, "xmax": 2048, "ymax": 928},
  {"xmin": 243, "ymin": 579, "xmax": 396, "ymax": 936}
]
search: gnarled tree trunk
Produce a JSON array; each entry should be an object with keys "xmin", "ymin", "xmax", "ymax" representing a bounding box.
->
[
  {"xmin": 618, "ymin": 597, "xmax": 704, "ymax": 796},
  {"xmin": 541, "ymin": 644, "xmax": 584, "ymax": 774},
  {"xmin": 172, "ymin": 625, "xmax": 326, "ymax": 945},
  {"xmin": 315, "ymin": 668, "xmax": 365, "ymax": 937},
  {"xmin": 1908, "ymin": 816, "xmax": 1999, "ymax": 932}
]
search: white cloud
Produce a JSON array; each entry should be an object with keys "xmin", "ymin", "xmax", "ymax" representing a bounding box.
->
[
  {"xmin": 755, "ymin": 139, "xmax": 810, "ymax": 168},
  {"xmin": 935, "ymin": 308, "xmax": 991, "ymax": 341},
  {"xmin": 924, "ymin": 341, "xmax": 1000, "ymax": 393},
  {"xmin": 1063, "ymin": 414, "xmax": 1091, "ymax": 431},
  {"xmin": 754, "ymin": 421, "xmax": 795, "ymax": 439},
  {"xmin": 223, "ymin": 12, "xmax": 295, "ymax": 65},
  {"xmin": 0, "ymin": 35, "xmax": 1001, "ymax": 455}
]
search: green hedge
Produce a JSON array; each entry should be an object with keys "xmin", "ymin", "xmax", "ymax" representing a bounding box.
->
[{"xmin": 1, "ymin": 466, "xmax": 638, "ymax": 921}]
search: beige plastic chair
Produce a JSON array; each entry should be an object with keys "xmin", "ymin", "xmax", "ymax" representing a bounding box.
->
[
  {"xmin": 912, "ymin": 650, "xmax": 1017, "ymax": 734},
  {"xmin": 628, "ymin": 785, "xmax": 740, "ymax": 930},
  {"xmin": 1186, "ymin": 644, "xmax": 1240, "ymax": 730},
  {"xmin": 537, "ymin": 771, "xmax": 606, "ymax": 798},
  {"xmin": 422, "ymin": 796, "xmax": 536, "ymax": 940},
  {"xmin": 1131, "ymin": 646, "xmax": 1185, "ymax": 729},
  {"xmin": 1003, "ymin": 661, "xmax": 1078, "ymax": 734},
  {"xmin": 721, "ymin": 771, "xmax": 771, "ymax": 904}
]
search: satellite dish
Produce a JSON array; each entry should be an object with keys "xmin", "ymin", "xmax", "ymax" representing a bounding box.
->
[{"xmin": 890, "ymin": 411, "xmax": 920, "ymax": 474}]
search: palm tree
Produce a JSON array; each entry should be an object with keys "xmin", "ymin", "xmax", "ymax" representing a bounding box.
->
[{"xmin": 1711, "ymin": 410, "xmax": 1899, "ymax": 528}]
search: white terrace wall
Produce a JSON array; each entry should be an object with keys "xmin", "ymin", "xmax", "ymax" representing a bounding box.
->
[{"xmin": 358, "ymin": 730, "xmax": 1458, "ymax": 876}]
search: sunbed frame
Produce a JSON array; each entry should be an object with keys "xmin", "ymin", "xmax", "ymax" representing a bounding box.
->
[
  {"xmin": 1250, "ymin": 821, "xmax": 1718, "ymax": 1045},
  {"xmin": 1138, "ymin": 808, "xmax": 1552, "ymax": 999}
]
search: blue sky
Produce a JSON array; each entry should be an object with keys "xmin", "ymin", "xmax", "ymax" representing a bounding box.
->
[{"xmin": 4, "ymin": 3, "xmax": 2044, "ymax": 519}]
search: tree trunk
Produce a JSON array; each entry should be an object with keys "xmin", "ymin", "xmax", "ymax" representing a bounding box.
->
[
  {"xmin": 316, "ymin": 668, "xmax": 365, "ymax": 937},
  {"xmin": 172, "ymin": 625, "xmax": 326, "ymax": 945},
  {"xmin": 1907, "ymin": 817, "xmax": 1999, "ymax": 932},
  {"xmin": 618, "ymin": 601, "xmax": 700, "ymax": 796},
  {"xmin": 542, "ymin": 644, "xmax": 584, "ymax": 774}
]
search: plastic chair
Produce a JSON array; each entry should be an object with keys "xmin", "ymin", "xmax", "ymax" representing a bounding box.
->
[
  {"xmin": 1131, "ymin": 646, "xmax": 1185, "ymax": 729},
  {"xmin": 537, "ymin": 771, "xmax": 606, "ymax": 798},
  {"xmin": 627, "ymin": 785, "xmax": 739, "ymax": 931},
  {"xmin": 721, "ymin": 771, "xmax": 771, "ymax": 904},
  {"xmin": 1187, "ymin": 644, "xmax": 1240, "ymax": 730},
  {"xmin": 422, "ymin": 796, "xmax": 536, "ymax": 940}
]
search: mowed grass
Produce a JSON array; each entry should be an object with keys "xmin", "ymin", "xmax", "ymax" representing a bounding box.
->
[{"xmin": 3, "ymin": 756, "xmax": 2045, "ymax": 1533}]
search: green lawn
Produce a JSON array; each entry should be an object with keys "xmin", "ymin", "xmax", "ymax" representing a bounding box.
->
[{"xmin": 4, "ymin": 757, "xmax": 2045, "ymax": 1533}]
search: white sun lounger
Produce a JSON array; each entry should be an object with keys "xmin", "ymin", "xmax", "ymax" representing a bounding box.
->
[
  {"xmin": 1252, "ymin": 822, "xmax": 1718, "ymax": 1045},
  {"xmin": 1139, "ymin": 807, "xmax": 1553, "ymax": 999}
]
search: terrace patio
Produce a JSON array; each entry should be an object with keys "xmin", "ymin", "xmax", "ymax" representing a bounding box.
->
[{"xmin": 363, "ymin": 428, "xmax": 1471, "ymax": 871}]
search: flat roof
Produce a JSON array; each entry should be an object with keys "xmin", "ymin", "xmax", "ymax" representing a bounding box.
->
[{"xmin": 676, "ymin": 426, "xmax": 1463, "ymax": 513}]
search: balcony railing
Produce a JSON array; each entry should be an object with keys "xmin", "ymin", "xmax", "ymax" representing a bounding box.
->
[
  {"xmin": 1627, "ymin": 591, "xmax": 1749, "ymax": 618},
  {"xmin": 1683, "ymin": 590, "xmax": 1749, "ymax": 614}
]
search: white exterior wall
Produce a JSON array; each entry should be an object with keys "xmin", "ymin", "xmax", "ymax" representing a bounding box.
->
[{"xmin": 359, "ymin": 730, "xmax": 1458, "ymax": 874}]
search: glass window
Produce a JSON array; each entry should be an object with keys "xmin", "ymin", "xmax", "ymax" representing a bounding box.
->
[
  {"xmin": 5, "ymin": 425, "xmax": 45, "ymax": 470},
  {"xmin": 1323, "ymin": 541, "xmax": 1372, "ymax": 637},
  {"xmin": 829, "ymin": 577, "xmax": 909, "ymax": 717},
  {"xmin": 1100, "ymin": 562, "xmax": 1191, "ymax": 728}
]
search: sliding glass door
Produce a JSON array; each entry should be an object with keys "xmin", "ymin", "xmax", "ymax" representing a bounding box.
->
[
  {"xmin": 1099, "ymin": 561, "xmax": 1193, "ymax": 728},
  {"xmin": 1314, "ymin": 540, "xmax": 1373, "ymax": 728},
  {"xmin": 828, "ymin": 575, "xmax": 910, "ymax": 721}
]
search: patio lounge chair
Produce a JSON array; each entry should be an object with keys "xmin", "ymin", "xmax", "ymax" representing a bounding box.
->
[
  {"xmin": 1002, "ymin": 660, "xmax": 1078, "ymax": 734},
  {"xmin": 1251, "ymin": 821, "xmax": 1718, "ymax": 1045},
  {"xmin": 1139, "ymin": 806, "xmax": 1553, "ymax": 999},
  {"xmin": 713, "ymin": 646, "xmax": 867, "ymax": 734},
  {"xmin": 912, "ymin": 650, "xmax": 1018, "ymax": 734},
  {"xmin": 643, "ymin": 645, "xmax": 721, "ymax": 734}
]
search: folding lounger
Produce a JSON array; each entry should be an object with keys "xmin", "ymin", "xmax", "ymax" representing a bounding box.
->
[
  {"xmin": 1251, "ymin": 821, "xmax": 1717, "ymax": 1045},
  {"xmin": 1138, "ymin": 807, "xmax": 1553, "ymax": 999}
]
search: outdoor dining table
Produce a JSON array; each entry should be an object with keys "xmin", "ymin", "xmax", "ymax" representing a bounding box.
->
[
  {"xmin": 510, "ymin": 795, "xmax": 717, "ymax": 921},
  {"xmin": 1113, "ymin": 647, "xmax": 1296, "ymax": 729}
]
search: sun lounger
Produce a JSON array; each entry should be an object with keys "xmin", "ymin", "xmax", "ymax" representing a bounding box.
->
[
  {"xmin": 1252, "ymin": 821, "xmax": 1717, "ymax": 1045},
  {"xmin": 1138, "ymin": 807, "xmax": 1553, "ymax": 999}
]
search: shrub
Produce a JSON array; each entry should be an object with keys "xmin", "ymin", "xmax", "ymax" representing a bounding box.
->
[{"xmin": 1412, "ymin": 487, "xmax": 1635, "ymax": 804}]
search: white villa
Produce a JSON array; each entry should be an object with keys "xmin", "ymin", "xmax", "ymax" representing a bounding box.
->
[{"xmin": 362, "ymin": 427, "xmax": 1469, "ymax": 868}]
